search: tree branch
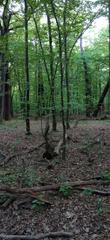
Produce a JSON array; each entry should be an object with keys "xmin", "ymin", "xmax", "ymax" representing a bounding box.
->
[
  {"xmin": 0, "ymin": 232, "xmax": 73, "ymax": 240},
  {"xmin": 68, "ymin": 10, "xmax": 103, "ymax": 60},
  {"xmin": 0, "ymin": 179, "xmax": 109, "ymax": 195},
  {"xmin": 8, "ymin": 25, "xmax": 23, "ymax": 32}
]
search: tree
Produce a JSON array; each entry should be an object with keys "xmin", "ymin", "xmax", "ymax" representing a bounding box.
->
[
  {"xmin": 63, "ymin": 0, "xmax": 70, "ymax": 128},
  {"xmin": 80, "ymin": 36, "xmax": 92, "ymax": 117},
  {"xmin": 0, "ymin": 0, "xmax": 12, "ymax": 120},
  {"xmin": 50, "ymin": 0, "xmax": 66, "ymax": 159},
  {"xmin": 44, "ymin": 2, "xmax": 57, "ymax": 131},
  {"xmin": 93, "ymin": 0, "xmax": 110, "ymax": 116},
  {"xmin": 24, "ymin": 0, "xmax": 31, "ymax": 134},
  {"xmin": 0, "ymin": 0, "xmax": 107, "ymax": 124}
]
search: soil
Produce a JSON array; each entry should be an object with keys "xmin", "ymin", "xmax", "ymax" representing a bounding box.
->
[{"xmin": 0, "ymin": 119, "xmax": 110, "ymax": 240}]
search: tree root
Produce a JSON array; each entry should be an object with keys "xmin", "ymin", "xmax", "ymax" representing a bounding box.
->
[{"xmin": 0, "ymin": 232, "xmax": 73, "ymax": 240}]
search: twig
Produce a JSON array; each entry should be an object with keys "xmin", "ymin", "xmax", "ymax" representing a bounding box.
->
[
  {"xmin": 0, "ymin": 232, "xmax": 73, "ymax": 240},
  {"xmin": 77, "ymin": 187, "xmax": 110, "ymax": 196}
]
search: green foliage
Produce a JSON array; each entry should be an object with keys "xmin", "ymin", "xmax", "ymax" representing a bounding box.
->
[
  {"xmin": 100, "ymin": 170, "xmax": 110, "ymax": 181},
  {"xmin": 22, "ymin": 169, "xmax": 40, "ymax": 187},
  {"xmin": 0, "ymin": 168, "xmax": 40, "ymax": 187},
  {"xmin": 0, "ymin": 0, "xmax": 108, "ymax": 118},
  {"xmin": 0, "ymin": 173, "xmax": 17, "ymax": 185},
  {"xmin": 59, "ymin": 183, "xmax": 72, "ymax": 197},
  {"xmin": 82, "ymin": 188, "xmax": 94, "ymax": 196},
  {"xmin": 31, "ymin": 197, "xmax": 45, "ymax": 211}
]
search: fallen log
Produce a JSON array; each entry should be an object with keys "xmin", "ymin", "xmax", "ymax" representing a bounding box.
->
[
  {"xmin": 0, "ymin": 179, "xmax": 110, "ymax": 196},
  {"xmin": 0, "ymin": 231, "xmax": 73, "ymax": 240},
  {"xmin": 0, "ymin": 180, "xmax": 110, "ymax": 209}
]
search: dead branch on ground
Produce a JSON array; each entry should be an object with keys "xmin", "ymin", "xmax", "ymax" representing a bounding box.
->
[
  {"xmin": 0, "ymin": 179, "xmax": 110, "ymax": 196},
  {"xmin": 0, "ymin": 179, "xmax": 110, "ymax": 208},
  {"xmin": 0, "ymin": 232, "xmax": 73, "ymax": 240},
  {"xmin": 76, "ymin": 187, "xmax": 110, "ymax": 196}
]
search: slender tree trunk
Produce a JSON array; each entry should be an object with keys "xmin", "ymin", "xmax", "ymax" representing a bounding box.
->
[
  {"xmin": 50, "ymin": 0, "xmax": 66, "ymax": 159},
  {"xmin": 37, "ymin": 60, "xmax": 45, "ymax": 116},
  {"xmin": 31, "ymin": 2, "xmax": 57, "ymax": 131},
  {"xmin": 44, "ymin": 4, "xmax": 57, "ymax": 131},
  {"xmin": 0, "ymin": 53, "xmax": 4, "ymax": 121},
  {"xmin": 80, "ymin": 37, "xmax": 92, "ymax": 117},
  {"xmin": 24, "ymin": 0, "xmax": 31, "ymax": 134},
  {"xmin": 93, "ymin": 0, "xmax": 110, "ymax": 117},
  {"xmin": 63, "ymin": 0, "xmax": 70, "ymax": 129},
  {"xmin": 16, "ymin": 69, "xmax": 26, "ymax": 117},
  {"xmin": 3, "ymin": 61, "xmax": 11, "ymax": 120},
  {"xmin": 0, "ymin": 55, "xmax": 5, "ymax": 121},
  {"xmin": 18, "ymin": 82, "xmax": 26, "ymax": 116},
  {"xmin": 93, "ymin": 80, "xmax": 109, "ymax": 117}
]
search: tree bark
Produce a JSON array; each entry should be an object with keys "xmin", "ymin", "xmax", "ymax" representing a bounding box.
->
[
  {"xmin": 80, "ymin": 37, "xmax": 92, "ymax": 117},
  {"xmin": 50, "ymin": 0, "xmax": 66, "ymax": 159},
  {"xmin": 63, "ymin": 0, "xmax": 70, "ymax": 129},
  {"xmin": 93, "ymin": 79, "xmax": 109, "ymax": 117},
  {"xmin": 93, "ymin": 0, "xmax": 110, "ymax": 117},
  {"xmin": 45, "ymin": 3, "xmax": 57, "ymax": 131},
  {"xmin": 0, "ymin": 1, "xmax": 11, "ymax": 121},
  {"xmin": 24, "ymin": 0, "xmax": 31, "ymax": 134}
]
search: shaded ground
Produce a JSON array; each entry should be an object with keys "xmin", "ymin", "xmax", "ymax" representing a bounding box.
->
[{"xmin": 0, "ymin": 119, "xmax": 110, "ymax": 239}]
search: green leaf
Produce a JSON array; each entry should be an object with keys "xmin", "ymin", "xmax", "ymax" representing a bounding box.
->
[{"xmin": 82, "ymin": 188, "xmax": 94, "ymax": 196}]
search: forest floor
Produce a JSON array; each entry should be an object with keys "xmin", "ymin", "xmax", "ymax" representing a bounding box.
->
[{"xmin": 0, "ymin": 119, "xmax": 110, "ymax": 240}]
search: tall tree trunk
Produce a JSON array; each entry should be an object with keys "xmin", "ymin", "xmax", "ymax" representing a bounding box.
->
[
  {"xmin": 44, "ymin": 3, "xmax": 57, "ymax": 131},
  {"xmin": 0, "ymin": 53, "xmax": 3, "ymax": 121},
  {"xmin": 108, "ymin": 0, "xmax": 110, "ymax": 112},
  {"xmin": 37, "ymin": 60, "xmax": 45, "ymax": 116},
  {"xmin": 80, "ymin": 37, "xmax": 92, "ymax": 117},
  {"xmin": 31, "ymin": 2, "xmax": 57, "ymax": 131},
  {"xmin": 0, "ymin": 0, "xmax": 11, "ymax": 121},
  {"xmin": 3, "ymin": 61, "xmax": 11, "ymax": 120},
  {"xmin": 24, "ymin": 0, "xmax": 31, "ymax": 134},
  {"xmin": 93, "ymin": 0, "xmax": 110, "ymax": 117},
  {"xmin": 63, "ymin": 0, "xmax": 70, "ymax": 129},
  {"xmin": 50, "ymin": 0, "xmax": 66, "ymax": 159}
]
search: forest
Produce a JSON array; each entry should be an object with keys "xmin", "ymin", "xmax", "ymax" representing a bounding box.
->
[{"xmin": 0, "ymin": 0, "xmax": 110, "ymax": 239}]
